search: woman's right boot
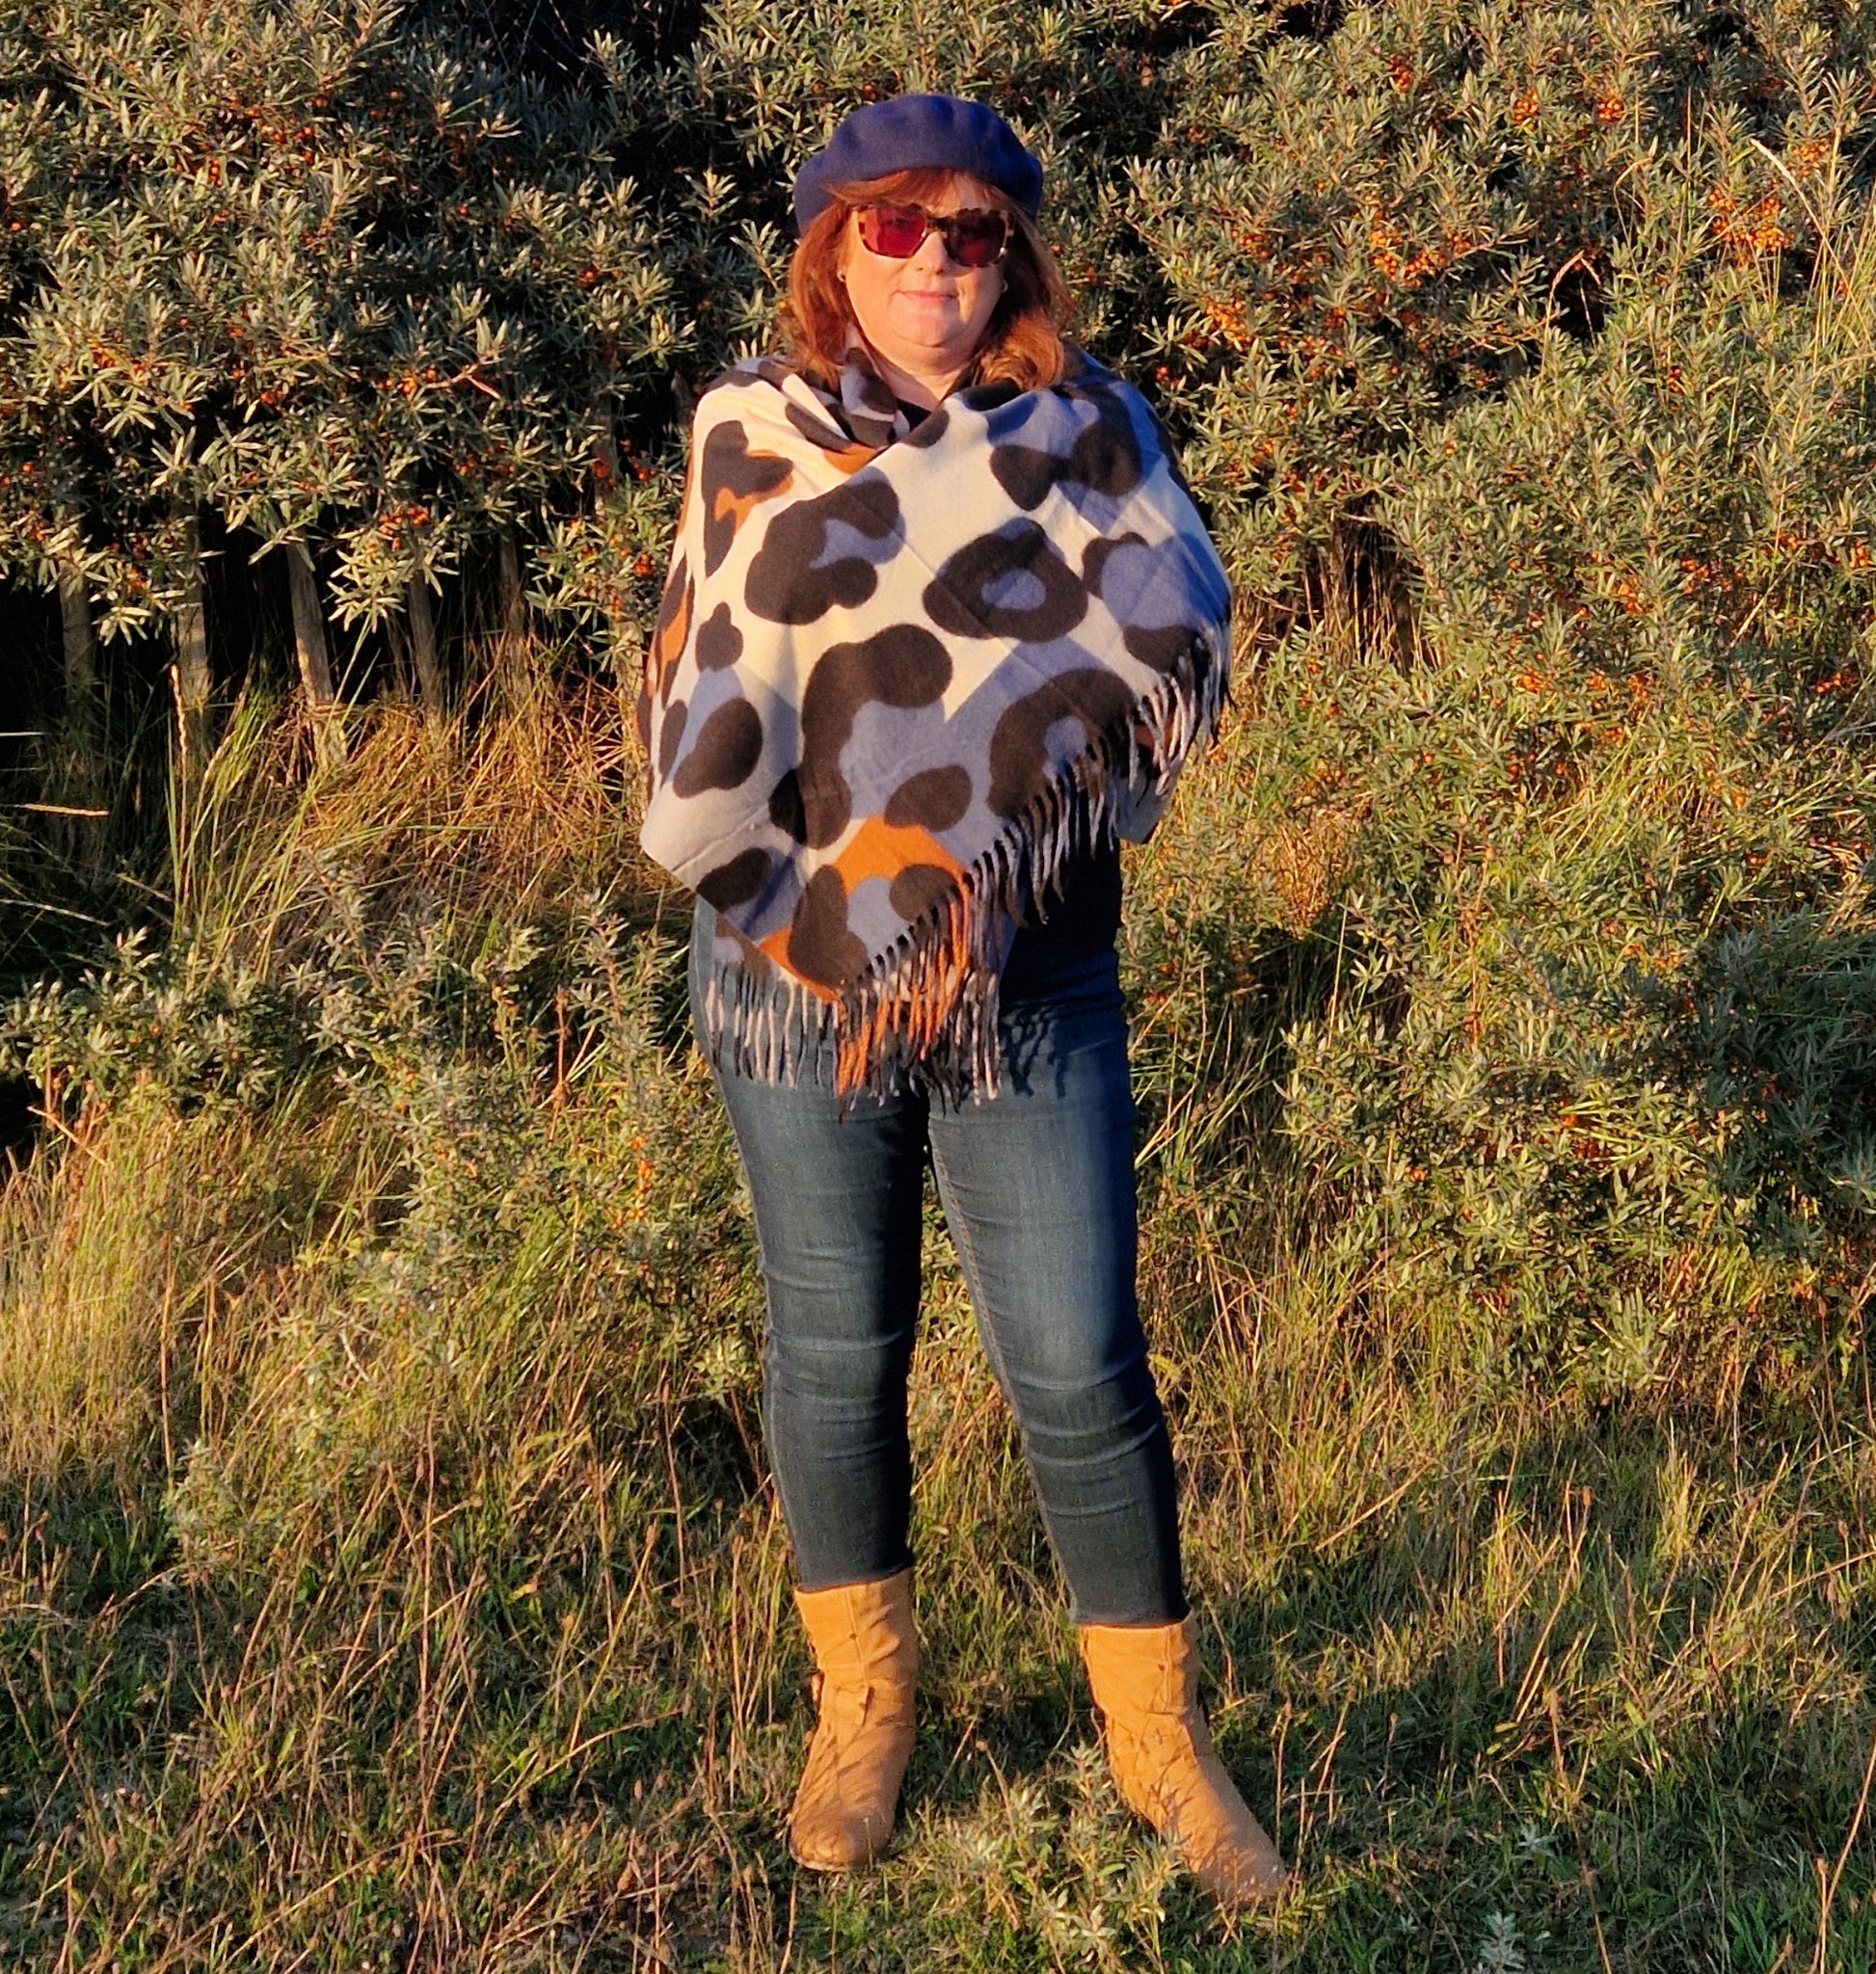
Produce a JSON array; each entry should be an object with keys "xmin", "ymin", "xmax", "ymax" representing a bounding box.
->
[{"xmin": 788, "ymin": 1569, "xmax": 919, "ymax": 1870}]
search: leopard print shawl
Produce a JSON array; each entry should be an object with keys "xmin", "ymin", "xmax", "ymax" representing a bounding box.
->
[{"xmin": 637, "ymin": 348, "xmax": 1231, "ymax": 1098}]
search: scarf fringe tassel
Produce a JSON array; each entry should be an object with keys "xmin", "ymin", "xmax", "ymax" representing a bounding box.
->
[{"xmin": 699, "ymin": 629, "xmax": 1227, "ymax": 1104}]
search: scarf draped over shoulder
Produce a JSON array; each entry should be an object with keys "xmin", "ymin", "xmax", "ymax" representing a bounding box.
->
[{"xmin": 637, "ymin": 349, "xmax": 1231, "ymax": 1098}]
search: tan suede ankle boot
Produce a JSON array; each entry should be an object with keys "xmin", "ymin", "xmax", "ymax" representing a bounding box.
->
[
  {"xmin": 789, "ymin": 1570, "xmax": 918, "ymax": 1871},
  {"xmin": 1080, "ymin": 1615, "xmax": 1288, "ymax": 1908}
]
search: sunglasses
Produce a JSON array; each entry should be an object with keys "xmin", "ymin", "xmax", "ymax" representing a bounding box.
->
[{"xmin": 851, "ymin": 201, "xmax": 1010, "ymax": 269}]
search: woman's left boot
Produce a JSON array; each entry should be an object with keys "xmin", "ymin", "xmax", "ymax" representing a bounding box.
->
[
  {"xmin": 789, "ymin": 1570, "xmax": 919, "ymax": 1870},
  {"xmin": 1080, "ymin": 1615, "xmax": 1288, "ymax": 1909}
]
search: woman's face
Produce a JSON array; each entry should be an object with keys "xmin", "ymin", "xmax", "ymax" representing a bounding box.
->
[{"xmin": 837, "ymin": 172, "xmax": 1006, "ymax": 388}]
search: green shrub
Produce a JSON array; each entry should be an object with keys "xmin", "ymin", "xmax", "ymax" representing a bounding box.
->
[{"xmin": 3, "ymin": 2, "xmax": 1876, "ymax": 1967}]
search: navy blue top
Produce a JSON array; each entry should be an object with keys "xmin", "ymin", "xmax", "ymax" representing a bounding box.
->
[{"xmin": 1003, "ymin": 840, "xmax": 1123, "ymax": 998}]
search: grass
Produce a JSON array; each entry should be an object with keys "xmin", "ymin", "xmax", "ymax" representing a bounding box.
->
[
  {"xmin": 1, "ymin": 138, "xmax": 1874, "ymax": 1973},
  {"xmin": 0, "ymin": 639, "xmax": 1872, "ymax": 1969}
]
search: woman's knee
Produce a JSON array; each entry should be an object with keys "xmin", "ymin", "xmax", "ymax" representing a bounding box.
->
[
  {"xmin": 764, "ymin": 1326, "xmax": 916, "ymax": 1414},
  {"xmin": 1000, "ymin": 1324, "xmax": 1161, "ymax": 1437}
]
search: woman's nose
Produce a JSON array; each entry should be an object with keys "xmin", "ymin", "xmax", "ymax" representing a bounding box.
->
[{"xmin": 911, "ymin": 225, "xmax": 953, "ymax": 271}]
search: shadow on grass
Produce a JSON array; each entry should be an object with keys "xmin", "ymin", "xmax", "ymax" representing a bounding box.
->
[
  {"xmin": 768, "ymin": 1400, "xmax": 1876, "ymax": 1970},
  {"xmin": 1173, "ymin": 1406, "xmax": 1876, "ymax": 1970}
]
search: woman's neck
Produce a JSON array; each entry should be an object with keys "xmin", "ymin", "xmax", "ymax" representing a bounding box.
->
[{"xmin": 853, "ymin": 334, "xmax": 964, "ymax": 412}]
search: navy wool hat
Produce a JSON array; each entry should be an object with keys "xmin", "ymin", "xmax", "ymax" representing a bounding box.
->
[{"xmin": 791, "ymin": 94, "xmax": 1043, "ymax": 234}]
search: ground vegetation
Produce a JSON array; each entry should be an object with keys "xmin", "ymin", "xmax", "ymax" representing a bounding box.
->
[{"xmin": 2, "ymin": 2, "xmax": 1876, "ymax": 1967}]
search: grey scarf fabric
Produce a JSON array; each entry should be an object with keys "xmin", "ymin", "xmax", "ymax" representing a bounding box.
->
[{"xmin": 638, "ymin": 349, "xmax": 1231, "ymax": 1095}]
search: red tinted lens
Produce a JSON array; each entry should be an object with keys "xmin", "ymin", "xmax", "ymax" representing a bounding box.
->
[
  {"xmin": 941, "ymin": 210, "xmax": 1008, "ymax": 268},
  {"xmin": 855, "ymin": 204, "xmax": 929, "ymax": 257}
]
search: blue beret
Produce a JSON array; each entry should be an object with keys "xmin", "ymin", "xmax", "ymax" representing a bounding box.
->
[{"xmin": 792, "ymin": 94, "xmax": 1043, "ymax": 233}]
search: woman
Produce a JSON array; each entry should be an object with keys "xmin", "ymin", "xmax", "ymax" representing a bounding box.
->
[{"xmin": 638, "ymin": 93, "xmax": 1286, "ymax": 1908}]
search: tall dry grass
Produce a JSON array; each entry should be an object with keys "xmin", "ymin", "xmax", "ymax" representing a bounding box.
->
[
  {"xmin": 0, "ymin": 633, "xmax": 1872, "ymax": 1967},
  {"xmin": 3, "ymin": 142, "xmax": 1876, "ymax": 1974}
]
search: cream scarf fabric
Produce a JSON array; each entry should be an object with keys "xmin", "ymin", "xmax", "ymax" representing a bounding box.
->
[{"xmin": 638, "ymin": 349, "xmax": 1230, "ymax": 1095}]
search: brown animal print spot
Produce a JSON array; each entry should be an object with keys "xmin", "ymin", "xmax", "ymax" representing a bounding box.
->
[
  {"xmin": 987, "ymin": 387, "xmax": 1143, "ymax": 510},
  {"xmin": 884, "ymin": 764, "xmax": 973, "ymax": 831},
  {"xmin": 1080, "ymin": 531, "xmax": 1150, "ymax": 596},
  {"xmin": 697, "ymin": 848, "xmax": 773, "ymax": 910},
  {"xmin": 899, "ymin": 407, "xmax": 952, "ymax": 450},
  {"xmin": 925, "ymin": 522, "xmax": 1087, "ymax": 643},
  {"xmin": 657, "ymin": 699, "xmax": 687, "ymax": 778},
  {"xmin": 700, "ymin": 421, "xmax": 793, "ymax": 576},
  {"xmin": 673, "ymin": 698, "xmax": 764, "ymax": 795},
  {"xmin": 695, "ymin": 602, "xmax": 743, "ymax": 671},
  {"xmin": 744, "ymin": 477, "xmax": 902, "ymax": 626},
  {"xmin": 987, "ymin": 669, "xmax": 1138, "ymax": 817},
  {"xmin": 1123, "ymin": 622, "xmax": 1200, "ymax": 674},
  {"xmin": 787, "ymin": 867, "xmax": 870, "ymax": 989},
  {"xmin": 888, "ymin": 864, "xmax": 957, "ymax": 922}
]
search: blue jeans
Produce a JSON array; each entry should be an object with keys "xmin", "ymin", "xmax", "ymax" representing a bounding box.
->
[{"xmin": 691, "ymin": 901, "xmax": 1185, "ymax": 1626}]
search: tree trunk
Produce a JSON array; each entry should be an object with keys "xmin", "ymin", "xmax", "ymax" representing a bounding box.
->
[
  {"xmin": 58, "ymin": 569, "xmax": 105, "ymax": 875},
  {"xmin": 172, "ymin": 519, "xmax": 212, "ymax": 792},
  {"xmin": 60, "ymin": 569, "xmax": 96, "ymax": 708},
  {"xmin": 495, "ymin": 528, "xmax": 542, "ymax": 724},
  {"xmin": 498, "ymin": 529, "xmax": 527, "ymax": 648},
  {"xmin": 286, "ymin": 542, "xmax": 346, "ymax": 768},
  {"xmin": 407, "ymin": 574, "xmax": 444, "ymax": 726}
]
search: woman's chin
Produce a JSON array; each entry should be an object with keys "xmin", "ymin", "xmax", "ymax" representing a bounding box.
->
[{"xmin": 887, "ymin": 300, "xmax": 967, "ymax": 343}]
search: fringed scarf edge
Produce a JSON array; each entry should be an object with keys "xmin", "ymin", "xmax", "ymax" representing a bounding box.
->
[{"xmin": 696, "ymin": 624, "xmax": 1228, "ymax": 1104}]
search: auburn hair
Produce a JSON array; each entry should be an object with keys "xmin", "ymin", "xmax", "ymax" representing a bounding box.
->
[{"xmin": 783, "ymin": 166, "xmax": 1071, "ymax": 395}]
